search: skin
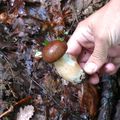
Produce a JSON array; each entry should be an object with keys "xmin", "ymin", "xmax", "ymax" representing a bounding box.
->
[{"xmin": 67, "ymin": 0, "xmax": 120, "ymax": 84}]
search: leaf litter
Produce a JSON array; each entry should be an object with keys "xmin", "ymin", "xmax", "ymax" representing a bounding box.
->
[{"xmin": 0, "ymin": 0, "xmax": 120, "ymax": 120}]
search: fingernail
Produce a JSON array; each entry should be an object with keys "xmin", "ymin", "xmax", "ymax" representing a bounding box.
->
[{"xmin": 84, "ymin": 62, "xmax": 97, "ymax": 74}]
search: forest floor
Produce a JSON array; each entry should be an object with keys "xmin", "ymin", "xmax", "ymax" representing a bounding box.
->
[{"xmin": 0, "ymin": 0, "xmax": 120, "ymax": 120}]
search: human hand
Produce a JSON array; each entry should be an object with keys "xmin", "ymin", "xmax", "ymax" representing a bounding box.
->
[{"xmin": 67, "ymin": 0, "xmax": 120, "ymax": 84}]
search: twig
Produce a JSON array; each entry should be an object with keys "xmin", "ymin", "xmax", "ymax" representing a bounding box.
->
[
  {"xmin": 0, "ymin": 96, "xmax": 32, "ymax": 118},
  {"xmin": 0, "ymin": 51, "xmax": 15, "ymax": 77},
  {"xmin": 14, "ymin": 96, "xmax": 32, "ymax": 107},
  {"xmin": 0, "ymin": 106, "xmax": 14, "ymax": 118}
]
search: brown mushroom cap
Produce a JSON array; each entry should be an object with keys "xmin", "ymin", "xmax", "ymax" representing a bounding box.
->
[{"xmin": 42, "ymin": 40, "xmax": 67, "ymax": 63}]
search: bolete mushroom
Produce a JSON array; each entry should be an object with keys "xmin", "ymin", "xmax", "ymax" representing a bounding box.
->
[{"xmin": 42, "ymin": 40, "xmax": 86, "ymax": 84}]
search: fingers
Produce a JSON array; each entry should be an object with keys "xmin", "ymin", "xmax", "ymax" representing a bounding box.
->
[
  {"xmin": 84, "ymin": 39, "xmax": 109, "ymax": 74},
  {"xmin": 113, "ymin": 57, "xmax": 120, "ymax": 64},
  {"xmin": 108, "ymin": 45, "xmax": 120, "ymax": 57},
  {"xmin": 66, "ymin": 35, "xmax": 82, "ymax": 57},
  {"xmin": 89, "ymin": 73, "xmax": 100, "ymax": 84},
  {"xmin": 104, "ymin": 63, "xmax": 116, "ymax": 74},
  {"xmin": 66, "ymin": 24, "xmax": 82, "ymax": 57},
  {"xmin": 104, "ymin": 55, "xmax": 120, "ymax": 74},
  {"xmin": 67, "ymin": 21, "xmax": 94, "ymax": 57}
]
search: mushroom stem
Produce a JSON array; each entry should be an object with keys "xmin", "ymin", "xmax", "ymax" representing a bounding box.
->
[{"xmin": 54, "ymin": 53, "xmax": 86, "ymax": 84}]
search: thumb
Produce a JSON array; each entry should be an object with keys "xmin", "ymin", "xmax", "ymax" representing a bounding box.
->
[{"xmin": 84, "ymin": 39, "xmax": 109, "ymax": 74}]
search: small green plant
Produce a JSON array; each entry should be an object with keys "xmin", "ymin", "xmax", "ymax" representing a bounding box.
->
[
  {"xmin": 42, "ymin": 38, "xmax": 65, "ymax": 46},
  {"xmin": 4, "ymin": 117, "xmax": 9, "ymax": 120},
  {"xmin": 64, "ymin": 30, "xmax": 69, "ymax": 35},
  {"xmin": 42, "ymin": 40, "xmax": 49, "ymax": 46},
  {"xmin": 56, "ymin": 37, "xmax": 64, "ymax": 42}
]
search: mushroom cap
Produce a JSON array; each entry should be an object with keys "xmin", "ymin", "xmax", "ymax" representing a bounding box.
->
[{"xmin": 42, "ymin": 40, "xmax": 67, "ymax": 63}]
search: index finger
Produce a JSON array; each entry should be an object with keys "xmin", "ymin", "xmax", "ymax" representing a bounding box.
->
[
  {"xmin": 66, "ymin": 22, "xmax": 94, "ymax": 57},
  {"xmin": 66, "ymin": 26, "xmax": 82, "ymax": 57}
]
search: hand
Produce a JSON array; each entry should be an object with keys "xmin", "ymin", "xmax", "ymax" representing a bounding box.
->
[{"xmin": 67, "ymin": 0, "xmax": 120, "ymax": 84}]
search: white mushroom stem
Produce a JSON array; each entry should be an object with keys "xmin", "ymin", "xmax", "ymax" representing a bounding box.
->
[{"xmin": 54, "ymin": 54, "xmax": 86, "ymax": 84}]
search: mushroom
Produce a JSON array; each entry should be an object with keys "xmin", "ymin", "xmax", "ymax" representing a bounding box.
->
[{"xmin": 42, "ymin": 40, "xmax": 87, "ymax": 84}]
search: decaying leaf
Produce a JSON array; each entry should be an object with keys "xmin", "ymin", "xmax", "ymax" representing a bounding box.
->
[{"xmin": 17, "ymin": 105, "xmax": 34, "ymax": 120}]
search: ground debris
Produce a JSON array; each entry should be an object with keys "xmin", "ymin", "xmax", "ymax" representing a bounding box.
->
[
  {"xmin": 0, "ymin": 0, "xmax": 119, "ymax": 120},
  {"xmin": 16, "ymin": 105, "xmax": 34, "ymax": 120}
]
